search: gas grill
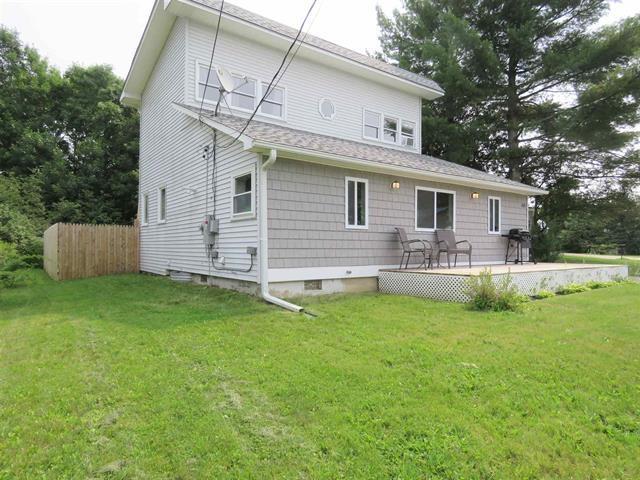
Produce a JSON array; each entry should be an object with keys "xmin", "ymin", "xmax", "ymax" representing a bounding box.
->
[{"xmin": 502, "ymin": 228, "xmax": 536, "ymax": 264}]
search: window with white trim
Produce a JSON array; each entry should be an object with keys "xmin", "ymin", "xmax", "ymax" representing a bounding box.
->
[
  {"xmin": 259, "ymin": 83, "xmax": 284, "ymax": 118},
  {"xmin": 345, "ymin": 177, "xmax": 368, "ymax": 229},
  {"xmin": 383, "ymin": 115, "xmax": 399, "ymax": 143},
  {"xmin": 488, "ymin": 196, "xmax": 501, "ymax": 234},
  {"xmin": 363, "ymin": 110, "xmax": 381, "ymax": 139},
  {"xmin": 197, "ymin": 65, "xmax": 220, "ymax": 103},
  {"xmin": 230, "ymin": 75, "xmax": 256, "ymax": 110},
  {"xmin": 158, "ymin": 187, "xmax": 167, "ymax": 223},
  {"xmin": 141, "ymin": 193, "xmax": 149, "ymax": 225},
  {"xmin": 232, "ymin": 170, "xmax": 254, "ymax": 217},
  {"xmin": 401, "ymin": 120, "xmax": 415, "ymax": 147},
  {"xmin": 415, "ymin": 187, "xmax": 455, "ymax": 231}
]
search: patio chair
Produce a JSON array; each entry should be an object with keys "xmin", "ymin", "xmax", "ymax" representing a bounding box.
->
[
  {"xmin": 395, "ymin": 227, "xmax": 434, "ymax": 269},
  {"xmin": 435, "ymin": 230, "xmax": 472, "ymax": 268}
]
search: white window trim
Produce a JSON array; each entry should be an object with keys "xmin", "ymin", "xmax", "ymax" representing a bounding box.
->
[
  {"xmin": 362, "ymin": 107, "xmax": 417, "ymax": 150},
  {"xmin": 488, "ymin": 196, "xmax": 502, "ymax": 234},
  {"xmin": 229, "ymin": 73, "xmax": 258, "ymax": 113},
  {"xmin": 362, "ymin": 108, "xmax": 382, "ymax": 141},
  {"xmin": 414, "ymin": 186, "xmax": 456, "ymax": 232},
  {"xmin": 230, "ymin": 167, "xmax": 256, "ymax": 220},
  {"xmin": 157, "ymin": 186, "xmax": 167, "ymax": 224},
  {"xmin": 258, "ymin": 82, "xmax": 287, "ymax": 120},
  {"xmin": 345, "ymin": 176, "xmax": 369, "ymax": 230},
  {"xmin": 141, "ymin": 192, "xmax": 149, "ymax": 226},
  {"xmin": 195, "ymin": 62, "xmax": 287, "ymax": 121},
  {"xmin": 382, "ymin": 115, "xmax": 400, "ymax": 145},
  {"xmin": 400, "ymin": 119, "xmax": 416, "ymax": 147}
]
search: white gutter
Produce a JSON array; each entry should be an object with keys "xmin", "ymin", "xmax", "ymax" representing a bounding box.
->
[
  {"xmin": 252, "ymin": 142, "xmax": 548, "ymax": 196},
  {"xmin": 259, "ymin": 149, "xmax": 304, "ymax": 313}
]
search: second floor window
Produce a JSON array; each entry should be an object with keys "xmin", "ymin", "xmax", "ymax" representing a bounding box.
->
[
  {"xmin": 197, "ymin": 65, "xmax": 220, "ymax": 103},
  {"xmin": 259, "ymin": 83, "xmax": 284, "ymax": 118},
  {"xmin": 196, "ymin": 65, "xmax": 285, "ymax": 119},
  {"xmin": 363, "ymin": 108, "xmax": 416, "ymax": 149}
]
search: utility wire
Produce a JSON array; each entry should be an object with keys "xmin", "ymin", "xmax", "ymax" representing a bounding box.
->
[
  {"xmin": 199, "ymin": 0, "xmax": 225, "ymax": 120},
  {"xmin": 217, "ymin": 0, "xmax": 318, "ymax": 148}
]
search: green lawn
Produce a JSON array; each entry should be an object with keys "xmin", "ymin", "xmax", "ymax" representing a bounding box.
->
[
  {"xmin": 559, "ymin": 253, "xmax": 640, "ymax": 276},
  {"xmin": 1, "ymin": 272, "xmax": 639, "ymax": 479}
]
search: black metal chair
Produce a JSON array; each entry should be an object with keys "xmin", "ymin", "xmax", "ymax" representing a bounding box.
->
[
  {"xmin": 395, "ymin": 227, "xmax": 434, "ymax": 269},
  {"xmin": 435, "ymin": 229, "xmax": 472, "ymax": 268}
]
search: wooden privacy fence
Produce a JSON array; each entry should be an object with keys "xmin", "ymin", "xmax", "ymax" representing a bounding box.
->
[{"xmin": 44, "ymin": 223, "xmax": 139, "ymax": 280}]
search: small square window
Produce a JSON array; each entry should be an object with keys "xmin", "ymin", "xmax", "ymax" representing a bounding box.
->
[
  {"xmin": 304, "ymin": 280, "xmax": 323, "ymax": 291},
  {"xmin": 232, "ymin": 171, "xmax": 254, "ymax": 217}
]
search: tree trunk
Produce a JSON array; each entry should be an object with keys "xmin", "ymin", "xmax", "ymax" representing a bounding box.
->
[{"xmin": 506, "ymin": 56, "xmax": 521, "ymax": 182}]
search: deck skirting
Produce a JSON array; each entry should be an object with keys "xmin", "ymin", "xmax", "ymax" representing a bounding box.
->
[{"xmin": 378, "ymin": 265, "xmax": 628, "ymax": 302}]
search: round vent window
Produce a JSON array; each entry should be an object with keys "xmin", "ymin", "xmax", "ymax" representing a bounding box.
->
[{"xmin": 318, "ymin": 98, "xmax": 336, "ymax": 120}]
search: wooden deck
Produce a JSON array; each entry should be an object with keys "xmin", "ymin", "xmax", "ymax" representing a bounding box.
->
[
  {"xmin": 381, "ymin": 262, "xmax": 619, "ymax": 276},
  {"xmin": 379, "ymin": 263, "xmax": 628, "ymax": 302}
]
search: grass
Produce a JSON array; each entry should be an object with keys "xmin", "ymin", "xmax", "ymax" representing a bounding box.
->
[
  {"xmin": 1, "ymin": 271, "xmax": 640, "ymax": 479},
  {"xmin": 559, "ymin": 253, "xmax": 640, "ymax": 276}
]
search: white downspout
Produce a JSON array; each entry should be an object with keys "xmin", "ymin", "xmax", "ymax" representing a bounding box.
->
[{"xmin": 259, "ymin": 149, "xmax": 304, "ymax": 312}]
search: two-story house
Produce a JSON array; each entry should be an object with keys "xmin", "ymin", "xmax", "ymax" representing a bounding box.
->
[{"xmin": 121, "ymin": 0, "xmax": 546, "ymax": 310}]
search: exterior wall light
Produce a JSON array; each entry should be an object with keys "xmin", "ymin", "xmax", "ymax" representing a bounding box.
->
[
  {"xmin": 471, "ymin": 192, "xmax": 480, "ymax": 199},
  {"xmin": 391, "ymin": 181, "xmax": 401, "ymax": 189}
]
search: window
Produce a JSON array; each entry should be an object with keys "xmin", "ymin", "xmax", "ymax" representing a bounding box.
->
[
  {"xmin": 415, "ymin": 187, "xmax": 455, "ymax": 231},
  {"xmin": 230, "ymin": 75, "xmax": 256, "ymax": 110},
  {"xmin": 318, "ymin": 98, "xmax": 336, "ymax": 119},
  {"xmin": 232, "ymin": 170, "xmax": 254, "ymax": 217},
  {"xmin": 259, "ymin": 83, "xmax": 284, "ymax": 118},
  {"xmin": 197, "ymin": 65, "xmax": 220, "ymax": 103},
  {"xmin": 345, "ymin": 177, "xmax": 368, "ymax": 229},
  {"xmin": 363, "ymin": 110, "xmax": 381, "ymax": 139},
  {"xmin": 488, "ymin": 196, "xmax": 501, "ymax": 234},
  {"xmin": 401, "ymin": 120, "xmax": 415, "ymax": 147},
  {"xmin": 158, "ymin": 187, "xmax": 167, "ymax": 223},
  {"xmin": 383, "ymin": 116, "xmax": 399, "ymax": 143},
  {"xmin": 141, "ymin": 193, "xmax": 149, "ymax": 225}
]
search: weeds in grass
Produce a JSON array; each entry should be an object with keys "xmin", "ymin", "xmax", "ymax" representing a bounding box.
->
[
  {"xmin": 533, "ymin": 289, "xmax": 556, "ymax": 299},
  {"xmin": 557, "ymin": 283, "xmax": 591, "ymax": 295},
  {"xmin": 465, "ymin": 269, "xmax": 529, "ymax": 312}
]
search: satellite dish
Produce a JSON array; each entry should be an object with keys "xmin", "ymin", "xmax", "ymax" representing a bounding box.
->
[{"xmin": 215, "ymin": 66, "xmax": 235, "ymax": 93}]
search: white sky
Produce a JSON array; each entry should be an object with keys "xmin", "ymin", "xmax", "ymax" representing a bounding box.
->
[{"xmin": 1, "ymin": 0, "xmax": 639, "ymax": 80}]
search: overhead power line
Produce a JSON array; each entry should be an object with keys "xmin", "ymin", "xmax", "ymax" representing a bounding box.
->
[
  {"xmin": 199, "ymin": 0, "xmax": 225, "ymax": 120},
  {"xmin": 218, "ymin": 0, "xmax": 318, "ymax": 148}
]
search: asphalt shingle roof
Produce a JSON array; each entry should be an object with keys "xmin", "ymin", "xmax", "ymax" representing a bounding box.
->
[
  {"xmin": 178, "ymin": 103, "xmax": 545, "ymax": 194},
  {"xmin": 192, "ymin": 0, "xmax": 444, "ymax": 94}
]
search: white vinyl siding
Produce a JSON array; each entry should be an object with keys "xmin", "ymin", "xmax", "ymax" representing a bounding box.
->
[
  {"xmin": 345, "ymin": 177, "xmax": 368, "ymax": 229},
  {"xmin": 488, "ymin": 196, "xmax": 501, "ymax": 234},
  {"xmin": 415, "ymin": 187, "xmax": 456, "ymax": 231},
  {"xmin": 139, "ymin": 19, "xmax": 258, "ymax": 282},
  {"xmin": 187, "ymin": 21, "xmax": 420, "ymax": 149}
]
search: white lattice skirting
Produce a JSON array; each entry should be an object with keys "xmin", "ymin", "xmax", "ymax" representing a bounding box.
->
[{"xmin": 378, "ymin": 266, "xmax": 629, "ymax": 303}]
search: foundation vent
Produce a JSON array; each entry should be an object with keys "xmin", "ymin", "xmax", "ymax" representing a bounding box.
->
[{"xmin": 304, "ymin": 279, "xmax": 323, "ymax": 291}]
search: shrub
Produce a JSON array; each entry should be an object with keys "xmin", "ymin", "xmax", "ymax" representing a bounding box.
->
[
  {"xmin": 534, "ymin": 289, "xmax": 556, "ymax": 299},
  {"xmin": 586, "ymin": 280, "xmax": 615, "ymax": 290},
  {"xmin": 556, "ymin": 283, "xmax": 590, "ymax": 295},
  {"xmin": 0, "ymin": 271, "xmax": 27, "ymax": 289},
  {"xmin": 466, "ymin": 269, "xmax": 529, "ymax": 312}
]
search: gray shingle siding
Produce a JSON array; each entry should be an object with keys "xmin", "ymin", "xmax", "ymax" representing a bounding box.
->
[{"xmin": 267, "ymin": 159, "xmax": 529, "ymax": 269}]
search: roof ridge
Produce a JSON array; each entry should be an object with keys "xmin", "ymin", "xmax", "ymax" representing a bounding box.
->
[{"xmin": 191, "ymin": 0, "xmax": 444, "ymax": 93}]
